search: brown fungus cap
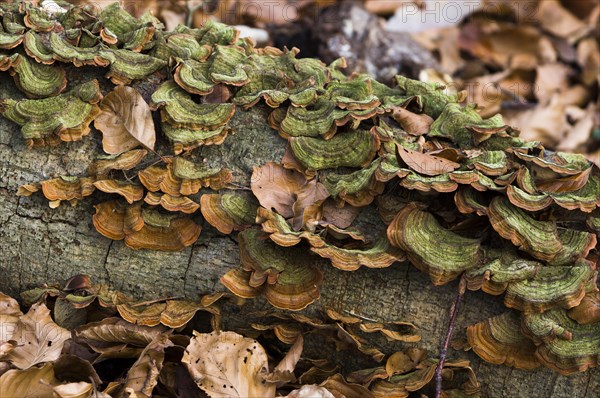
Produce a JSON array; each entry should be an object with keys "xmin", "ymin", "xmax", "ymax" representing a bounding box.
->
[
  {"xmin": 144, "ymin": 192, "xmax": 200, "ymax": 214},
  {"xmin": 522, "ymin": 308, "xmax": 600, "ymax": 375},
  {"xmin": 568, "ymin": 291, "xmax": 600, "ymax": 325},
  {"xmin": 93, "ymin": 201, "xmax": 200, "ymax": 251},
  {"xmin": 200, "ymin": 192, "xmax": 257, "ymax": 234},
  {"xmin": 93, "ymin": 180, "xmax": 144, "ymax": 204},
  {"xmin": 467, "ymin": 311, "xmax": 541, "ymax": 371},
  {"xmin": 221, "ymin": 228, "xmax": 323, "ymax": 311},
  {"xmin": 39, "ymin": 176, "xmax": 95, "ymax": 206}
]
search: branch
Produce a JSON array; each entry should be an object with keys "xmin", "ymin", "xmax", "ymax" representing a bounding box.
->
[{"xmin": 434, "ymin": 275, "xmax": 467, "ymax": 398}]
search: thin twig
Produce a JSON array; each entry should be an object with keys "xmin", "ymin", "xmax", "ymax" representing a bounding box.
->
[
  {"xmin": 434, "ymin": 275, "xmax": 467, "ymax": 398},
  {"xmin": 131, "ymin": 296, "xmax": 182, "ymax": 307},
  {"xmin": 343, "ymin": 310, "xmax": 378, "ymax": 323},
  {"xmin": 225, "ymin": 182, "xmax": 252, "ymax": 190}
]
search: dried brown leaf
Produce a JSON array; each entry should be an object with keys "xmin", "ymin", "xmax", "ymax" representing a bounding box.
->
[
  {"xmin": 251, "ymin": 162, "xmax": 328, "ymax": 228},
  {"xmin": 0, "ymin": 363, "xmax": 58, "ymax": 398},
  {"xmin": 182, "ymin": 330, "xmax": 275, "ymax": 398},
  {"xmin": 94, "ymin": 86, "xmax": 156, "ymax": 155},
  {"xmin": 251, "ymin": 162, "xmax": 307, "ymax": 219},
  {"xmin": 3, "ymin": 303, "xmax": 70, "ymax": 369},
  {"xmin": 53, "ymin": 381, "xmax": 96, "ymax": 398},
  {"xmin": 390, "ymin": 106, "xmax": 434, "ymax": 136},
  {"xmin": 284, "ymin": 385, "xmax": 335, "ymax": 398},
  {"xmin": 396, "ymin": 145, "xmax": 460, "ymax": 176},
  {"xmin": 0, "ymin": 292, "xmax": 22, "ymax": 342},
  {"xmin": 118, "ymin": 334, "xmax": 173, "ymax": 398},
  {"xmin": 274, "ymin": 335, "xmax": 303, "ymax": 374},
  {"xmin": 321, "ymin": 200, "xmax": 360, "ymax": 229}
]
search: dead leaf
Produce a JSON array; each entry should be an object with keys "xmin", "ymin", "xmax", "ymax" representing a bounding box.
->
[
  {"xmin": 275, "ymin": 335, "xmax": 303, "ymax": 374},
  {"xmin": 94, "ymin": 85, "xmax": 156, "ymax": 155},
  {"xmin": 182, "ymin": 330, "xmax": 275, "ymax": 398},
  {"xmin": 577, "ymin": 37, "xmax": 600, "ymax": 86},
  {"xmin": 459, "ymin": 22, "xmax": 541, "ymax": 69},
  {"xmin": 74, "ymin": 317, "xmax": 167, "ymax": 361},
  {"xmin": 322, "ymin": 200, "xmax": 360, "ymax": 229},
  {"xmin": 0, "ymin": 362, "xmax": 58, "ymax": 398},
  {"xmin": 251, "ymin": 163, "xmax": 329, "ymax": 229},
  {"xmin": 0, "ymin": 292, "xmax": 22, "ymax": 316},
  {"xmin": 264, "ymin": 335, "xmax": 304, "ymax": 385},
  {"xmin": 536, "ymin": 0, "xmax": 589, "ymax": 41},
  {"xmin": 284, "ymin": 385, "xmax": 335, "ymax": 398},
  {"xmin": 291, "ymin": 179, "xmax": 329, "ymax": 231},
  {"xmin": 251, "ymin": 162, "xmax": 307, "ymax": 219},
  {"xmin": 3, "ymin": 302, "xmax": 70, "ymax": 369},
  {"xmin": 320, "ymin": 373, "xmax": 374, "ymax": 398},
  {"xmin": 396, "ymin": 145, "xmax": 460, "ymax": 176},
  {"xmin": 53, "ymin": 354, "xmax": 102, "ymax": 387},
  {"xmin": 53, "ymin": 381, "xmax": 95, "ymax": 398},
  {"xmin": 118, "ymin": 334, "xmax": 173, "ymax": 398},
  {"xmin": 534, "ymin": 63, "xmax": 571, "ymax": 104},
  {"xmin": 503, "ymin": 94, "xmax": 569, "ymax": 146},
  {"xmin": 0, "ymin": 341, "xmax": 16, "ymax": 357},
  {"xmin": 390, "ymin": 106, "xmax": 434, "ymax": 136},
  {"xmin": 0, "ymin": 292, "xmax": 22, "ymax": 342}
]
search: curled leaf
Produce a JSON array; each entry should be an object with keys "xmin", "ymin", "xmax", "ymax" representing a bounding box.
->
[{"xmin": 94, "ymin": 85, "xmax": 156, "ymax": 155}]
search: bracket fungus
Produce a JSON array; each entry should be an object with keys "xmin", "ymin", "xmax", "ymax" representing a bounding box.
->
[
  {"xmin": 34, "ymin": 176, "xmax": 96, "ymax": 207},
  {"xmin": 0, "ymin": 79, "xmax": 102, "ymax": 147},
  {"xmin": 522, "ymin": 308, "xmax": 600, "ymax": 375},
  {"xmin": 1, "ymin": 1, "xmax": 599, "ymax": 378},
  {"xmin": 467, "ymin": 311, "xmax": 541, "ymax": 371},
  {"xmin": 92, "ymin": 201, "xmax": 200, "ymax": 251},
  {"xmin": 387, "ymin": 203, "xmax": 482, "ymax": 285},
  {"xmin": 151, "ymin": 80, "xmax": 235, "ymax": 130},
  {"xmin": 9, "ymin": 54, "xmax": 67, "ymax": 98},
  {"xmin": 138, "ymin": 158, "xmax": 232, "ymax": 197},
  {"xmin": 221, "ymin": 229, "xmax": 324, "ymax": 311},
  {"xmin": 200, "ymin": 192, "xmax": 257, "ymax": 234},
  {"xmin": 290, "ymin": 129, "xmax": 380, "ymax": 171}
]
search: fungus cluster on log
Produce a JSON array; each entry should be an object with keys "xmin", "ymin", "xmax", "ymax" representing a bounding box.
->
[{"xmin": 1, "ymin": 1, "xmax": 599, "ymax": 378}]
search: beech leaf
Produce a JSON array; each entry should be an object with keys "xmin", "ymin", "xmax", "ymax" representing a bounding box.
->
[
  {"xmin": 264, "ymin": 335, "xmax": 304, "ymax": 385},
  {"xmin": 274, "ymin": 335, "xmax": 303, "ymax": 375},
  {"xmin": 251, "ymin": 162, "xmax": 328, "ymax": 227},
  {"xmin": 182, "ymin": 330, "xmax": 276, "ymax": 398},
  {"xmin": 118, "ymin": 334, "xmax": 173, "ymax": 398},
  {"xmin": 3, "ymin": 303, "xmax": 71, "ymax": 369},
  {"xmin": 390, "ymin": 106, "xmax": 434, "ymax": 136},
  {"xmin": 0, "ymin": 363, "xmax": 59, "ymax": 398},
  {"xmin": 396, "ymin": 144, "xmax": 460, "ymax": 176},
  {"xmin": 0, "ymin": 292, "xmax": 22, "ymax": 342},
  {"xmin": 284, "ymin": 385, "xmax": 335, "ymax": 398},
  {"xmin": 251, "ymin": 162, "xmax": 307, "ymax": 219},
  {"xmin": 385, "ymin": 351, "xmax": 416, "ymax": 376},
  {"xmin": 94, "ymin": 85, "xmax": 156, "ymax": 155}
]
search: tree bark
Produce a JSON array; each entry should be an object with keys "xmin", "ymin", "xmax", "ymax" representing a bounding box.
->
[{"xmin": 0, "ymin": 73, "xmax": 597, "ymax": 398}]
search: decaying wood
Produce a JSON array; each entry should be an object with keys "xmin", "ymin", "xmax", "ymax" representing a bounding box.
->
[{"xmin": 0, "ymin": 72, "xmax": 598, "ymax": 398}]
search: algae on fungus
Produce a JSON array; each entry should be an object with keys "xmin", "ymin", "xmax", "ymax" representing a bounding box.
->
[{"xmin": 1, "ymin": 2, "xmax": 598, "ymax": 378}]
